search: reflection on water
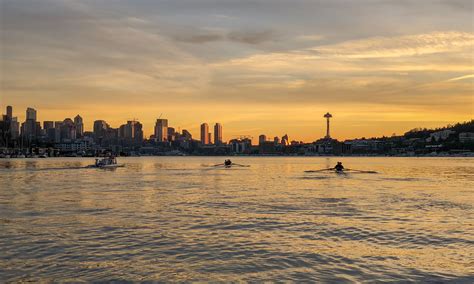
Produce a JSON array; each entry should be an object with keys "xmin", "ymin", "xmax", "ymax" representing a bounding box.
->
[{"xmin": 0, "ymin": 157, "xmax": 473, "ymax": 282}]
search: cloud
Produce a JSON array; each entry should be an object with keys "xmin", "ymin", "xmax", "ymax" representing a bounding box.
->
[
  {"xmin": 446, "ymin": 74, "xmax": 474, "ymax": 82},
  {"xmin": 171, "ymin": 29, "xmax": 278, "ymax": 45},
  {"xmin": 309, "ymin": 31, "xmax": 474, "ymax": 59}
]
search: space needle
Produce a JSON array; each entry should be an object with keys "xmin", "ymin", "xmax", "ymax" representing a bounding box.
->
[{"xmin": 324, "ymin": 112, "xmax": 332, "ymax": 139}]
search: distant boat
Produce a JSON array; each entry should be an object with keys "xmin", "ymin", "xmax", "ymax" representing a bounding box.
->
[{"xmin": 88, "ymin": 157, "xmax": 124, "ymax": 169}]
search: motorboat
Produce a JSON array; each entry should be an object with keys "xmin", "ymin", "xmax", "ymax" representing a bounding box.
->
[{"xmin": 88, "ymin": 157, "xmax": 124, "ymax": 169}]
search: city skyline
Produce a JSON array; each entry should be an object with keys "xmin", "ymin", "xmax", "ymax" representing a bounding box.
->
[
  {"xmin": 2, "ymin": 104, "xmax": 472, "ymax": 146},
  {"xmin": 1, "ymin": 0, "xmax": 472, "ymax": 142}
]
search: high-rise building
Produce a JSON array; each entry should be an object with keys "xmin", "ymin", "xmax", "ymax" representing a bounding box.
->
[
  {"xmin": 93, "ymin": 120, "xmax": 109, "ymax": 140},
  {"xmin": 259, "ymin": 134, "xmax": 267, "ymax": 145},
  {"xmin": 119, "ymin": 120, "xmax": 143, "ymax": 145},
  {"xmin": 60, "ymin": 118, "xmax": 76, "ymax": 141},
  {"xmin": 154, "ymin": 119, "xmax": 168, "ymax": 142},
  {"xmin": 43, "ymin": 121, "xmax": 54, "ymax": 130},
  {"xmin": 214, "ymin": 123, "xmax": 223, "ymax": 145},
  {"xmin": 21, "ymin": 107, "xmax": 38, "ymax": 141},
  {"xmin": 208, "ymin": 133, "xmax": 212, "ymax": 145},
  {"xmin": 281, "ymin": 134, "xmax": 289, "ymax": 146},
  {"xmin": 6, "ymin": 106, "xmax": 12, "ymax": 119},
  {"xmin": 74, "ymin": 115, "xmax": 84, "ymax": 137},
  {"xmin": 200, "ymin": 123, "xmax": 209, "ymax": 145},
  {"xmin": 274, "ymin": 136, "xmax": 280, "ymax": 145},
  {"xmin": 26, "ymin": 107, "xmax": 37, "ymax": 121}
]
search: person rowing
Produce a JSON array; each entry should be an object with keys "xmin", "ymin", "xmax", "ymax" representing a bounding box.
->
[
  {"xmin": 305, "ymin": 162, "xmax": 377, "ymax": 174},
  {"xmin": 212, "ymin": 159, "xmax": 250, "ymax": 168},
  {"xmin": 334, "ymin": 162, "xmax": 344, "ymax": 172}
]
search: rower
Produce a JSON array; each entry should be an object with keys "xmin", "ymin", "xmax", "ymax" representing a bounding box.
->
[
  {"xmin": 224, "ymin": 159, "xmax": 232, "ymax": 167},
  {"xmin": 334, "ymin": 162, "xmax": 344, "ymax": 172}
]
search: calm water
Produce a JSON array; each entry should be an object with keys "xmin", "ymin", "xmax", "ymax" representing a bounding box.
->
[{"xmin": 0, "ymin": 157, "xmax": 473, "ymax": 282}]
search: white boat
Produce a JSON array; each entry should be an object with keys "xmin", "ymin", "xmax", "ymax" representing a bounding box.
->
[{"xmin": 88, "ymin": 157, "xmax": 124, "ymax": 169}]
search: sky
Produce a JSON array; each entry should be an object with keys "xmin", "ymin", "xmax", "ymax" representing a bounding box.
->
[{"xmin": 1, "ymin": 0, "xmax": 473, "ymax": 142}]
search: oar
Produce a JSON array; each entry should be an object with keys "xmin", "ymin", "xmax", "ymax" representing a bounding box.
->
[
  {"xmin": 305, "ymin": 168, "xmax": 333, "ymax": 173},
  {"xmin": 212, "ymin": 163, "xmax": 224, "ymax": 167},
  {"xmin": 233, "ymin": 163, "xmax": 250, "ymax": 167},
  {"xmin": 346, "ymin": 168, "xmax": 378, "ymax": 174}
]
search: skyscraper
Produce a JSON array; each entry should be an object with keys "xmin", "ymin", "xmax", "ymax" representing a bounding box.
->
[
  {"xmin": 74, "ymin": 115, "xmax": 84, "ymax": 137},
  {"xmin": 259, "ymin": 134, "xmax": 267, "ymax": 145},
  {"xmin": 26, "ymin": 107, "xmax": 37, "ymax": 121},
  {"xmin": 21, "ymin": 107, "xmax": 38, "ymax": 141},
  {"xmin": 93, "ymin": 120, "xmax": 109, "ymax": 140},
  {"xmin": 214, "ymin": 123, "xmax": 223, "ymax": 145},
  {"xmin": 200, "ymin": 123, "xmax": 209, "ymax": 145},
  {"xmin": 6, "ymin": 106, "xmax": 12, "ymax": 119},
  {"xmin": 154, "ymin": 119, "xmax": 168, "ymax": 142},
  {"xmin": 43, "ymin": 121, "xmax": 54, "ymax": 130}
]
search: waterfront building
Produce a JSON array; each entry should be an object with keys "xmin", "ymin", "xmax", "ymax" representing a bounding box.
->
[
  {"xmin": 154, "ymin": 119, "xmax": 168, "ymax": 142},
  {"xmin": 259, "ymin": 135, "xmax": 267, "ymax": 145},
  {"xmin": 200, "ymin": 123, "xmax": 209, "ymax": 145},
  {"xmin": 214, "ymin": 123, "xmax": 223, "ymax": 145},
  {"xmin": 229, "ymin": 138, "xmax": 252, "ymax": 154}
]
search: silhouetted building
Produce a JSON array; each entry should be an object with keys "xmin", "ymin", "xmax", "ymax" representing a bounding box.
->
[
  {"xmin": 93, "ymin": 120, "xmax": 109, "ymax": 142},
  {"xmin": 60, "ymin": 118, "xmax": 76, "ymax": 141},
  {"xmin": 74, "ymin": 115, "xmax": 84, "ymax": 137},
  {"xmin": 214, "ymin": 123, "xmax": 223, "ymax": 145},
  {"xmin": 229, "ymin": 138, "xmax": 252, "ymax": 154},
  {"xmin": 43, "ymin": 121, "xmax": 54, "ymax": 130},
  {"xmin": 26, "ymin": 107, "xmax": 37, "ymax": 121},
  {"xmin": 259, "ymin": 134, "xmax": 267, "ymax": 145},
  {"xmin": 6, "ymin": 106, "xmax": 12, "ymax": 119},
  {"xmin": 201, "ymin": 123, "xmax": 209, "ymax": 145},
  {"xmin": 154, "ymin": 119, "xmax": 168, "ymax": 142}
]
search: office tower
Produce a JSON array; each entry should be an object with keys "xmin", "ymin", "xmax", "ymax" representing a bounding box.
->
[
  {"xmin": 200, "ymin": 123, "xmax": 209, "ymax": 144},
  {"xmin": 274, "ymin": 136, "xmax": 280, "ymax": 145},
  {"xmin": 259, "ymin": 134, "xmax": 267, "ymax": 145},
  {"xmin": 43, "ymin": 121, "xmax": 54, "ymax": 130},
  {"xmin": 167, "ymin": 127, "xmax": 176, "ymax": 141},
  {"xmin": 21, "ymin": 108, "xmax": 38, "ymax": 140},
  {"xmin": 74, "ymin": 115, "xmax": 84, "ymax": 137},
  {"xmin": 60, "ymin": 118, "xmax": 76, "ymax": 141},
  {"xmin": 26, "ymin": 107, "xmax": 37, "ymax": 121},
  {"xmin": 6, "ymin": 106, "xmax": 12, "ymax": 119},
  {"xmin": 208, "ymin": 133, "xmax": 212, "ymax": 145},
  {"xmin": 93, "ymin": 120, "xmax": 109, "ymax": 140},
  {"xmin": 281, "ymin": 134, "xmax": 289, "ymax": 146},
  {"xmin": 119, "ymin": 120, "xmax": 143, "ymax": 144},
  {"xmin": 214, "ymin": 123, "xmax": 223, "ymax": 145},
  {"xmin": 154, "ymin": 119, "xmax": 168, "ymax": 142},
  {"xmin": 10, "ymin": 118, "xmax": 19, "ymax": 139}
]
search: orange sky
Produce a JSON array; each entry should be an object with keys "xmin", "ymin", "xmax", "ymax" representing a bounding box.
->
[{"xmin": 1, "ymin": 0, "xmax": 473, "ymax": 142}]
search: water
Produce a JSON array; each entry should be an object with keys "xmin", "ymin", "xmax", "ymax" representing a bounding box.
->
[{"xmin": 0, "ymin": 157, "xmax": 473, "ymax": 282}]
